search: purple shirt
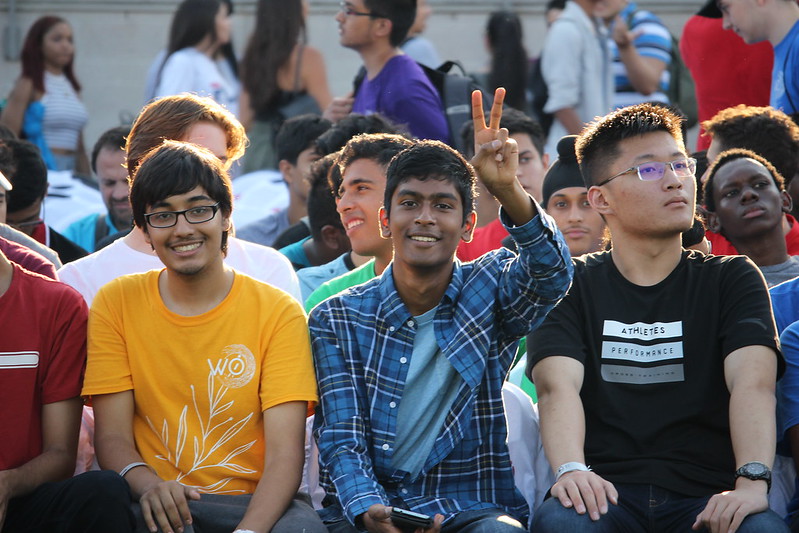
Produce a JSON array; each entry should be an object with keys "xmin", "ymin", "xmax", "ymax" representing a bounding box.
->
[
  {"xmin": 353, "ymin": 54, "xmax": 450, "ymax": 143},
  {"xmin": 0, "ymin": 236, "xmax": 58, "ymax": 279}
]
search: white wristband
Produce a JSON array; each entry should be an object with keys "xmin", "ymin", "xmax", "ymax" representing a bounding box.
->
[
  {"xmin": 118, "ymin": 461, "xmax": 152, "ymax": 478},
  {"xmin": 233, "ymin": 530, "xmax": 257, "ymax": 533},
  {"xmin": 556, "ymin": 461, "xmax": 591, "ymax": 481}
]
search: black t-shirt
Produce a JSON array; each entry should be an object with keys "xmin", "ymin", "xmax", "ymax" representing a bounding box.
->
[{"xmin": 528, "ymin": 250, "xmax": 781, "ymax": 497}]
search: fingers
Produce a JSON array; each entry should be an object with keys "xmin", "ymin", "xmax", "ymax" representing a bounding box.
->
[
  {"xmin": 140, "ymin": 482, "xmax": 193, "ymax": 533},
  {"xmin": 488, "ymin": 87, "xmax": 505, "ymax": 130},
  {"xmin": 552, "ymin": 472, "xmax": 617, "ymax": 522},
  {"xmin": 471, "ymin": 87, "xmax": 506, "ymax": 133}
]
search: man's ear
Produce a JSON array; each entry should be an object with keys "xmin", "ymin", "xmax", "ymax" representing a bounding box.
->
[
  {"xmin": 461, "ymin": 211, "xmax": 477, "ymax": 243},
  {"xmin": 705, "ymin": 210, "xmax": 722, "ymax": 234},
  {"xmin": 781, "ymin": 190, "xmax": 793, "ymax": 214},
  {"xmin": 321, "ymin": 224, "xmax": 350, "ymax": 253},
  {"xmin": 541, "ymin": 152, "xmax": 550, "ymax": 170},
  {"xmin": 587, "ymin": 186, "xmax": 613, "ymax": 216},
  {"xmin": 278, "ymin": 159, "xmax": 294, "ymax": 184},
  {"xmin": 373, "ymin": 17, "xmax": 392, "ymax": 40},
  {"xmin": 379, "ymin": 206, "xmax": 391, "ymax": 238}
]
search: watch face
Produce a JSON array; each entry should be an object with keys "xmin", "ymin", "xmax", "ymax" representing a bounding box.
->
[{"xmin": 743, "ymin": 463, "xmax": 768, "ymax": 476}]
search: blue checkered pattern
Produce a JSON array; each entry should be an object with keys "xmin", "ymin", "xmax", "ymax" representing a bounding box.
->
[{"xmin": 310, "ymin": 207, "xmax": 572, "ymax": 527}]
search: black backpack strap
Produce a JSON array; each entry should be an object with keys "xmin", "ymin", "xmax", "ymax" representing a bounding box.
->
[{"xmin": 94, "ymin": 213, "xmax": 109, "ymax": 247}]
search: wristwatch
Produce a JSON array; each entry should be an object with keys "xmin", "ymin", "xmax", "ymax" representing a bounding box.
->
[{"xmin": 734, "ymin": 461, "xmax": 772, "ymax": 491}]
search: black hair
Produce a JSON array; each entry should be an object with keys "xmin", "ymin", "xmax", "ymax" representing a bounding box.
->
[
  {"xmin": 486, "ymin": 11, "xmax": 528, "ymax": 112},
  {"xmin": 0, "ymin": 124, "xmax": 17, "ymax": 141},
  {"xmin": 682, "ymin": 212, "xmax": 707, "ymax": 248},
  {"xmin": 130, "ymin": 141, "xmax": 233, "ymax": 254},
  {"xmin": 575, "ymin": 103, "xmax": 685, "ymax": 187},
  {"xmin": 307, "ymin": 152, "xmax": 344, "ymax": 239},
  {"xmin": 364, "ymin": 0, "xmax": 417, "ymax": 47},
  {"xmin": 459, "ymin": 106, "xmax": 545, "ymax": 159},
  {"xmin": 0, "ymin": 140, "xmax": 48, "ymax": 212},
  {"xmin": 703, "ymin": 105, "xmax": 799, "ymax": 185},
  {"xmin": 276, "ymin": 114, "xmax": 332, "ymax": 165},
  {"xmin": 384, "ymin": 140, "xmax": 476, "ymax": 224},
  {"xmin": 167, "ymin": 0, "xmax": 222, "ymax": 55},
  {"xmin": 702, "ymin": 148, "xmax": 785, "ymax": 212},
  {"xmin": 91, "ymin": 126, "xmax": 131, "ymax": 174},
  {"xmin": 314, "ymin": 113, "xmax": 405, "ymax": 157},
  {"xmin": 692, "ymin": 150, "xmax": 708, "ymax": 204},
  {"xmin": 546, "ymin": 0, "xmax": 566, "ymax": 10},
  {"xmin": 334, "ymin": 133, "xmax": 415, "ymax": 195}
]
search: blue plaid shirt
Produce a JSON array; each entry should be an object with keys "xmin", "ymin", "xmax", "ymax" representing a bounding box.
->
[{"xmin": 310, "ymin": 206, "xmax": 572, "ymax": 527}]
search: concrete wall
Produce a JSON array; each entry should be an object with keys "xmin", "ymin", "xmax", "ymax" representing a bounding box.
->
[{"xmin": 0, "ymin": 0, "xmax": 705, "ymax": 150}]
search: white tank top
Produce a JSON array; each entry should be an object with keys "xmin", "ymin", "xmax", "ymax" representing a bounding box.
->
[{"xmin": 41, "ymin": 71, "xmax": 89, "ymax": 151}]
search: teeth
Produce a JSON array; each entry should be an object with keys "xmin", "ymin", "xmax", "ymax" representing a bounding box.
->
[
  {"xmin": 410, "ymin": 236, "xmax": 437, "ymax": 242},
  {"xmin": 346, "ymin": 220, "xmax": 363, "ymax": 230},
  {"xmin": 174, "ymin": 243, "xmax": 200, "ymax": 252}
]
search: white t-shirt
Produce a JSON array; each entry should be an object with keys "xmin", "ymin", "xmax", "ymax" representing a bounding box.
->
[
  {"xmin": 57, "ymin": 235, "xmax": 300, "ymax": 306},
  {"xmin": 155, "ymin": 47, "xmax": 240, "ymax": 116}
]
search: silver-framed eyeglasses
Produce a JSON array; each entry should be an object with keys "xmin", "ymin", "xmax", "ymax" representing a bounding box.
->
[
  {"xmin": 596, "ymin": 157, "xmax": 697, "ymax": 187},
  {"xmin": 144, "ymin": 203, "xmax": 220, "ymax": 228}
]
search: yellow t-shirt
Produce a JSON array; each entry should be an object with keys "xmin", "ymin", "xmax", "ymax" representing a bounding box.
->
[{"xmin": 83, "ymin": 270, "xmax": 317, "ymax": 494}]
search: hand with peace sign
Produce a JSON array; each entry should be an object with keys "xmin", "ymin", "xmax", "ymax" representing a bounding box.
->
[{"xmin": 470, "ymin": 87, "xmax": 537, "ymax": 227}]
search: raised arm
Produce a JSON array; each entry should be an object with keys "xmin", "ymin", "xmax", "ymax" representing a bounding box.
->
[
  {"xmin": 693, "ymin": 345, "xmax": 778, "ymax": 533},
  {"xmin": 532, "ymin": 356, "xmax": 617, "ymax": 521},
  {"xmin": 470, "ymin": 88, "xmax": 535, "ymax": 228},
  {"xmin": 611, "ymin": 16, "xmax": 668, "ymax": 96}
]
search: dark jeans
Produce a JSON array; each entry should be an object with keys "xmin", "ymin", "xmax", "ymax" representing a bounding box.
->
[
  {"xmin": 325, "ymin": 508, "xmax": 525, "ymax": 533},
  {"xmin": 530, "ymin": 483, "xmax": 789, "ymax": 533},
  {"xmin": 132, "ymin": 492, "xmax": 326, "ymax": 533},
  {"xmin": 3, "ymin": 470, "xmax": 134, "ymax": 533}
]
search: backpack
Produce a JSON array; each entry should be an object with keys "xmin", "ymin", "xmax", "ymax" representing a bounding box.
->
[
  {"xmin": 528, "ymin": 57, "xmax": 554, "ymax": 138},
  {"xmin": 353, "ymin": 60, "xmax": 492, "ymax": 154},
  {"xmin": 626, "ymin": 10, "xmax": 698, "ymax": 128}
]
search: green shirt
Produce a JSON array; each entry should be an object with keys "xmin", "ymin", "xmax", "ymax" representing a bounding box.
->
[{"xmin": 304, "ymin": 259, "xmax": 377, "ymax": 312}]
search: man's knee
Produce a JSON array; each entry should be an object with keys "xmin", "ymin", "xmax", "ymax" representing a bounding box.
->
[
  {"xmin": 530, "ymin": 497, "xmax": 612, "ymax": 533},
  {"xmin": 735, "ymin": 509, "xmax": 791, "ymax": 533},
  {"xmin": 271, "ymin": 497, "xmax": 327, "ymax": 533}
]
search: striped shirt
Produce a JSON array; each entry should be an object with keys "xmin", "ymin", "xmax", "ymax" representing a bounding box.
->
[
  {"xmin": 310, "ymin": 206, "xmax": 572, "ymax": 527},
  {"xmin": 610, "ymin": 3, "xmax": 672, "ymax": 109},
  {"xmin": 41, "ymin": 71, "xmax": 88, "ymax": 151}
]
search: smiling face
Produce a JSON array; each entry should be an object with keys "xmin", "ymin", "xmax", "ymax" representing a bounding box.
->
[
  {"xmin": 41, "ymin": 22, "xmax": 74, "ymax": 71},
  {"xmin": 546, "ymin": 187, "xmax": 606, "ymax": 256},
  {"xmin": 590, "ymin": 131, "xmax": 696, "ymax": 239},
  {"xmin": 97, "ymin": 147, "xmax": 132, "ymax": 230},
  {"xmin": 144, "ymin": 185, "xmax": 229, "ymax": 277},
  {"xmin": 709, "ymin": 157, "xmax": 790, "ymax": 241},
  {"xmin": 380, "ymin": 177, "xmax": 474, "ymax": 272},
  {"xmin": 337, "ymin": 157, "xmax": 393, "ymax": 261}
]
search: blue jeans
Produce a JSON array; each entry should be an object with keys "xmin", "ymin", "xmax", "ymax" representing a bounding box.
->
[
  {"xmin": 530, "ymin": 483, "xmax": 789, "ymax": 533},
  {"xmin": 325, "ymin": 508, "xmax": 526, "ymax": 533}
]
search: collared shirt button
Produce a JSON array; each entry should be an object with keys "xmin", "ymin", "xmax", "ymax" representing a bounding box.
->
[
  {"xmin": 407, "ymin": 320, "xmax": 414, "ymax": 327},
  {"xmin": 389, "ymin": 326, "xmax": 395, "ymax": 332},
  {"xmin": 399, "ymin": 357, "xmax": 407, "ymax": 364},
  {"xmin": 382, "ymin": 443, "xmax": 390, "ymax": 451},
  {"xmin": 389, "ymin": 401, "xmax": 397, "ymax": 408},
  {"xmin": 401, "ymin": 488, "xmax": 409, "ymax": 494}
]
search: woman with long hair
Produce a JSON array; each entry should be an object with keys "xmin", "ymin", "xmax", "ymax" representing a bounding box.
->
[
  {"xmin": 239, "ymin": 0, "xmax": 331, "ymax": 171},
  {"xmin": 154, "ymin": 0, "xmax": 239, "ymax": 115},
  {"xmin": 0, "ymin": 16, "xmax": 89, "ymax": 174},
  {"xmin": 486, "ymin": 11, "xmax": 529, "ymax": 113}
]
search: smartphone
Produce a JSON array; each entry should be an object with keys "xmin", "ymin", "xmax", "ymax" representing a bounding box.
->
[{"xmin": 390, "ymin": 507, "xmax": 433, "ymax": 531}]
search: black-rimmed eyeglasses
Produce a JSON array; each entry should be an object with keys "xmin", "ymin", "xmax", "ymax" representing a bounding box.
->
[
  {"xmin": 144, "ymin": 203, "xmax": 220, "ymax": 229},
  {"xmin": 339, "ymin": 1, "xmax": 383, "ymax": 17}
]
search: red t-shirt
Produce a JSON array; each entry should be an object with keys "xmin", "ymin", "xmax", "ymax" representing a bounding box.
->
[
  {"xmin": 0, "ymin": 263, "xmax": 87, "ymax": 470},
  {"xmin": 680, "ymin": 16, "xmax": 773, "ymax": 151},
  {"xmin": 456, "ymin": 218, "xmax": 509, "ymax": 262},
  {"xmin": 0, "ymin": 236, "xmax": 57, "ymax": 279},
  {"xmin": 707, "ymin": 214, "xmax": 799, "ymax": 256}
]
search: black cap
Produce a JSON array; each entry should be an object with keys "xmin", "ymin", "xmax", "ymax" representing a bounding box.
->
[
  {"xmin": 697, "ymin": 0, "xmax": 722, "ymax": 18},
  {"xmin": 541, "ymin": 135, "xmax": 584, "ymax": 208}
]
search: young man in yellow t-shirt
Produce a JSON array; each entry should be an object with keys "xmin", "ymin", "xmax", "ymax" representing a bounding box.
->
[{"xmin": 83, "ymin": 141, "xmax": 324, "ymax": 533}]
